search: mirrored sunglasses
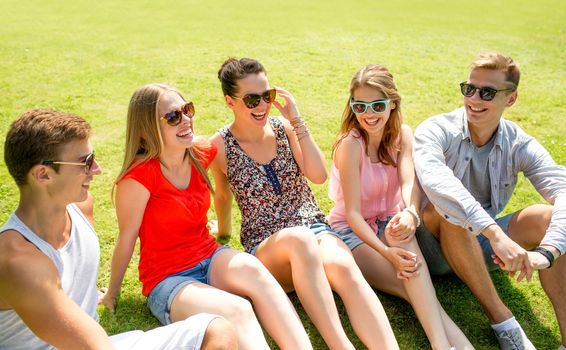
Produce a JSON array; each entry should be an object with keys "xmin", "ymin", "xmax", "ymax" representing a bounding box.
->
[{"xmin": 349, "ymin": 98, "xmax": 391, "ymax": 115}]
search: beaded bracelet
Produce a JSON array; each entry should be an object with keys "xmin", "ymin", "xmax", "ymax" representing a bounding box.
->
[
  {"xmin": 403, "ymin": 207, "xmax": 421, "ymax": 227},
  {"xmin": 297, "ymin": 130, "xmax": 310, "ymax": 142}
]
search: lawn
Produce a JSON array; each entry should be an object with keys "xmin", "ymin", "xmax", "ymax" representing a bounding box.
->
[{"xmin": 0, "ymin": 0, "xmax": 565, "ymax": 349}]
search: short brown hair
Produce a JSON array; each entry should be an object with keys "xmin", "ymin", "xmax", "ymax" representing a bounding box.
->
[
  {"xmin": 4, "ymin": 109, "xmax": 91, "ymax": 186},
  {"xmin": 471, "ymin": 52, "xmax": 520, "ymax": 88},
  {"xmin": 217, "ymin": 57, "xmax": 266, "ymax": 97}
]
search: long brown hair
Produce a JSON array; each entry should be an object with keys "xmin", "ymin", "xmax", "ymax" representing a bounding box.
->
[
  {"xmin": 333, "ymin": 64, "xmax": 402, "ymax": 166},
  {"xmin": 113, "ymin": 83, "xmax": 213, "ymax": 198}
]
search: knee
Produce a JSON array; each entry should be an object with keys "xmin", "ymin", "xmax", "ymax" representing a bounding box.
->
[
  {"xmin": 223, "ymin": 296, "xmax": 256, "ymax": 324},
  {"xmin": 201, "ymin": 317, "xmax": 238, "ymax": 350},
  {"xmin": 324, "ymin": 254, "xmax": 360, "ymax": 286},
  {"xmin": 279, "ymin": 226, "xmax": 319, "ymax": 257}
]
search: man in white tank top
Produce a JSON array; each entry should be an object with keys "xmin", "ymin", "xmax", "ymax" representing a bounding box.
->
[{"xmin": 0, "ymin": 109, "xmax": 236, "ymax": 350}]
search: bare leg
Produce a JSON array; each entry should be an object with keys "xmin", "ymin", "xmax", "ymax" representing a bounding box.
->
[
  {"xmin": 318, "ymin": 234, "xmax": 399, "ymax": 350},
  {"xmin": 353, "ymin": 237, "xmax": 473, "ymax": 349},
  {"xmin": 507, "ymin": 205, "xmax": 566, "ymax": 345},
  {"xmin": 209, "ymin": 248, "xmax": 312, "ymax": 350},
  {"xmin": 201, "ymin": 317, "xmax": 238, "ymax": 350},
  {"xmin": 170, "ymin": 283, "xmax": 269, "ymax": 350},
  {"xmin": 255, "ymin": 226, "xmax": 355, "ymax": 350},
  {"xmin": 423, "ymin": 202, "xmax": 513, "ymax": 324}
]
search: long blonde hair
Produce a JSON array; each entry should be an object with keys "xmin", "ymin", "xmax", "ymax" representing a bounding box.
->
[
  {"xmin": 333, "ymin": 64, "xmax": 402, "ymax": 166},
  {"xmin": 113, "ymin": 83, "xmax": 213, "ymax": 197}
]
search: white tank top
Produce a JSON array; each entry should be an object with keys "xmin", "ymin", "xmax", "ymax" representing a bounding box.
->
[{"xmin": 0, "ymin": 204, "xmax": 100, "ymax": 350}]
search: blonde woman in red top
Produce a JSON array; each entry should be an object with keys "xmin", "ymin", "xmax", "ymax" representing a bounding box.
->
[{"xmin": 101, "ymin": 83, "xmax": 312, "ymax": 350}]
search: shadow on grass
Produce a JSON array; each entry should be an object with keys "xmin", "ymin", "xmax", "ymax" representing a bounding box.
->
[{"xmin": 99, "ymin": 271, "xmax": 559, "ymax": 350}]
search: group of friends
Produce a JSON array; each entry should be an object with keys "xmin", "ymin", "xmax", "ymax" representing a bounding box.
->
[{"xmin": 0, "ymin": 52, "xmax": 564, "ymax": 350}]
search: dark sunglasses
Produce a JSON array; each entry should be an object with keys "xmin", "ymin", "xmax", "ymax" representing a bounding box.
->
[
  {"xmin": 42, "ymin": 151, "xmax": 96, "ymax": 174},
  {"xmin": 235, "ymin": 89, "xmax": 276, "ymax": 109},
  {"xmin": 459, "ymin": 82, "xmax": 514, "ymax": 101},
  {"xmin": 161, "ymin": 102, "xmax": 195, "ymax": 126},
  {"xmin": 349, "ymin": 98, "xmax": 391, "ymax": 115}
]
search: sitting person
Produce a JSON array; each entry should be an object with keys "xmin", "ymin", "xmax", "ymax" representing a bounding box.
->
[
  {"xmin": 328, "ymin": 64, "xmax": 473, "ymax": 350},
  {"xmin": 211, "ymin": 57, "xmax": 398, "ymax": 350},
  {"xmin": 413, "ymin": 52, "xmax": 566, "ymax": 350},
  {"xmin": 100, "ymin": 83, "xmax": 311, "ymax": 350},
  {"xmin": 0, "ymin": 109, "xmax": 236, "ymax": 350}
]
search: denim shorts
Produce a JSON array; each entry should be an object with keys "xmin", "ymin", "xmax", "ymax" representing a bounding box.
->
[
  {"xmin": 147, "ymin": 245, "xmax": 230, "ymax": 325},
  {"xmin": 250, "ymin": 221, "xmax": 340, "ymax": 256},
  {"xmin": 416, "ymin": 212, "xmax": 514, "ymax": 276},
  {"xmin": 337, "ymin": 216, "xmax": 394, "ymax": 251}
]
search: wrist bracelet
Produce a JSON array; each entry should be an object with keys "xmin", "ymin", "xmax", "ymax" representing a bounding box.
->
[
  {"xmin": 290, "ymin": 117, "xmax": 304, "ymax": 128},
  {"xmin": 297, "ymin": 130, "xmax": 310, "ymax": 141},
  {"xmin": 403, "ymin": 207, "xmax": 421, "ymax": 227},
  {"xmin": 532, "ymin": 246, "xmax": 555, "ymax": 268}
]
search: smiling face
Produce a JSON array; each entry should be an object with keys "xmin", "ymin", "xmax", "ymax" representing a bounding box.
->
[
  {"xmin": 47, "ymin": 138, "xmax": 101, "ymax": 204},
  {"xmin": 464, "ymin": 68, "xmax": 517, "ymax": 130},
  {"xmin": 157, "ymin": 91, "xmax": 195, "ymax": 149},
  {"xmin": 351, "ymin": 85, "xmax": 396, "ymax": 137},
  {"xmin": 226, "ymin": 72, "xmax": 273, "ymax": 126}
]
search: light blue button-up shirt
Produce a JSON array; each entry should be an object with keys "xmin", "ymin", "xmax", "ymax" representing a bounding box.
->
[{"xmin": 413, "ymin": 107, "xmax": 566, "ymax": 255}]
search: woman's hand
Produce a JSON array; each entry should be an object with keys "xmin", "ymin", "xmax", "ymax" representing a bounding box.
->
[
  {"xmin": 385, "ymin": 211, "xmax": 416, "ymax": 243},
  {"xmin": 272, "ymin": 87, "xmax": 300, "ymax": 121},
  {"xmin": 207, "ymin": 219, "xmax": 219, "ymax": 236},
  {"xmin": 98, "ymin": 288, "xmax": 118, "ymax": 312},
  {"xmin": 383, "ymin": 246, "xmax": 421, "ymax": 280}
]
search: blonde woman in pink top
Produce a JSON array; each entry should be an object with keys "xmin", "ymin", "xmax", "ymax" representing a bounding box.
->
[{"xmin": 328, "ymin": 64, "xmax": 473, "ymax": 350}]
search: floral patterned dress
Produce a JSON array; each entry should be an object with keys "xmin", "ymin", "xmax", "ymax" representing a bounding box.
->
[{"xmin": 220, "ymin": 117, "xmax": 327, "ymax": 253}]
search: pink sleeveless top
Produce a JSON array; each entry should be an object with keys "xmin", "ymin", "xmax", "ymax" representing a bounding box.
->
[{"xmin": 328, "ymin": 128, "xmax": 402, "ymax": 233}]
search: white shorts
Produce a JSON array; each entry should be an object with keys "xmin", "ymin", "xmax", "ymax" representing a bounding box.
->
[{"xmin": 109, "ymin": 313, "xmax": 218, "ymax": 350}]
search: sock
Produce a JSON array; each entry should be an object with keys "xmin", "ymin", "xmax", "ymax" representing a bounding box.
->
[{"xmin": 491, "ymin": 316, "xmax": 520, "ymax": 334}]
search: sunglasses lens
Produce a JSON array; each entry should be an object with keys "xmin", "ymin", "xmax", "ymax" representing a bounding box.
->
[
  {"xmin": 351, "ymin": 103, "xmax": 367, "ymax": 114},
  {"xmin": 164, "ymin": 111, "xmax": 182, "ymax": 126},
  {"xmin": 85, "ymin": 153, "xmax": 95, "ymax": 172},
  {"xmin": 262, "ymin": 89, "xmax": 276, "ymax": 104},
  {"xmin": 461, "ymin": 83, "xmax": 475, "ymax": 97},
  {"xmin": 371, "ymin": 101, "xmax": 387, "ymax": 113},
  {"xmin": 479, "ymin": 88, "xmax": 497, "ymax": 101},
  {"xmin": 182, "ymin": 102, "xmax": 195, "ymax": 117},
  {"xmin": 243, "ymin": 94, "xmax": 261, "ymax": 109}
]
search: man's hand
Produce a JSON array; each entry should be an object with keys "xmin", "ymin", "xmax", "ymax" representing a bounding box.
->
[{"xmin": 483, "ymin": 224, "xmax": 533, "ymax": 282}]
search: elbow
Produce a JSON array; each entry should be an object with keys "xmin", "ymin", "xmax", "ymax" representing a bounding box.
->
[{"xmin": 309, "ymin": 169, "xmax": 328, "ymax": 185}]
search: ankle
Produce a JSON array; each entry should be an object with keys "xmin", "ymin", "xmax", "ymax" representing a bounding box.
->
[{"xmin": 491, "ymin": 316, "xmax": 519, "ymax": 334}]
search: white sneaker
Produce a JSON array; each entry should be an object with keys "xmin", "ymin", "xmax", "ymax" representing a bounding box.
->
[
  {"xmin": 494, "ymin": 327, "xmax": 536, "ymax": 350},
  {"xmin": 557, "ymin": 344, "xmax": 565, "ymax": 350}
]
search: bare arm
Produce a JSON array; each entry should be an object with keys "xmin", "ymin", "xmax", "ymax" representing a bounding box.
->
[
  {"xmin": 0, "ymin": 236, "xmax": 114, "ymax": 349},
  {"xmin": 387, "ymin": 125, "xmax": 421, "ymax": 242},
  {"xmin": 210, "ymin": 133, "xmax": 233, "ymax": 238},
  {"xmin": 335, "ymin": 136, "xmax": 418, "ymax": 279},
  {"xmin": 273, "ymin": 87, "xmax": 327, "ymax": 184},
  {"xmin": 100, "ymin": 179, "xmax": 149, "ymax": 311}
]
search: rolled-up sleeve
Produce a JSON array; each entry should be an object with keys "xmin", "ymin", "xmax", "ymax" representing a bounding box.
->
[
  {"xmin": 519, "ymin": 138, "xmax": 566, "ymax": 255},
  {"xmin": 413, "ymin": 119, "xmax": 495, "ymax": 235}
]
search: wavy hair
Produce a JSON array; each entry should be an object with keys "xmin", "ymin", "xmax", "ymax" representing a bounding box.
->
[{"xmin": 333, "ymin": 64, "xmax": 402, "ymax": 166}]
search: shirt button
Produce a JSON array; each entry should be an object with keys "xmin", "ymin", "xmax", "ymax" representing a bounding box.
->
[
  {"xmin": 444, "ymin": 214, "xmax": 449, "ymax": 219},
  {"xmin": 465, "ymin": 157, "xmax": 470, "ymax": 161}
]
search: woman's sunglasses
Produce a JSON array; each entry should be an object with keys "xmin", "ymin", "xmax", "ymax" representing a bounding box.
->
[
  {"xmin": 349, "ymin": 98, "xmax": 391, "ymax": 115},
  {"xmin": 235, "ymin": 89, "xmax": 277, "ymax": 109},
  {"xmin": 41, "ymin": 151, "xmax": 96, "ymax": 174},
  {"xmin": 459, "ymin": 82, "xmax": 514, "ymax": 101},
  {"xmin": 161, "ymin": 102, "xmax": 195, "ymax": 126}
]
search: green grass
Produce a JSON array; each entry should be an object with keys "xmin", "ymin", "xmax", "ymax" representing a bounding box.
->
[{"xmin": 1, "ymin": 0, "xmax": 565, "ymax": 349}]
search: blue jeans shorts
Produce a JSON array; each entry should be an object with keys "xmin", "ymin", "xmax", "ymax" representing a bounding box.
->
[
  {"xmin": 147, "ymin": 245, "xmax": 230, "ymax": 325},
  {"xmin": 416, "ymin": 212, "xmax": 514, "ymax": 276},
  {"xmin": 250, "ymin": 221, "xmax": 340, "ymax": 256},
  {"xmin": 337, "ymin": 216, "xmax": 394, "ymax": 251}
]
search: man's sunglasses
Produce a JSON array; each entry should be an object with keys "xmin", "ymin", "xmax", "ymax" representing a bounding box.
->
[
  {"xmin": 349, "ymin": 98, "xmax": 391, "ymax": 115},
  {"xmin": 235, "ymin": 89, "xmax": 277, "ymax": 109},
  {"xmin": 42, "ymin": 151, "xmax": 96, "ymax": 174},
  {"xmin": 161, "ymin": 102, "xmax": 195, "ymax": 126},
  {"xmin": 459, "ymin": 82, "xmax": 515, "ymax": 101}
]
